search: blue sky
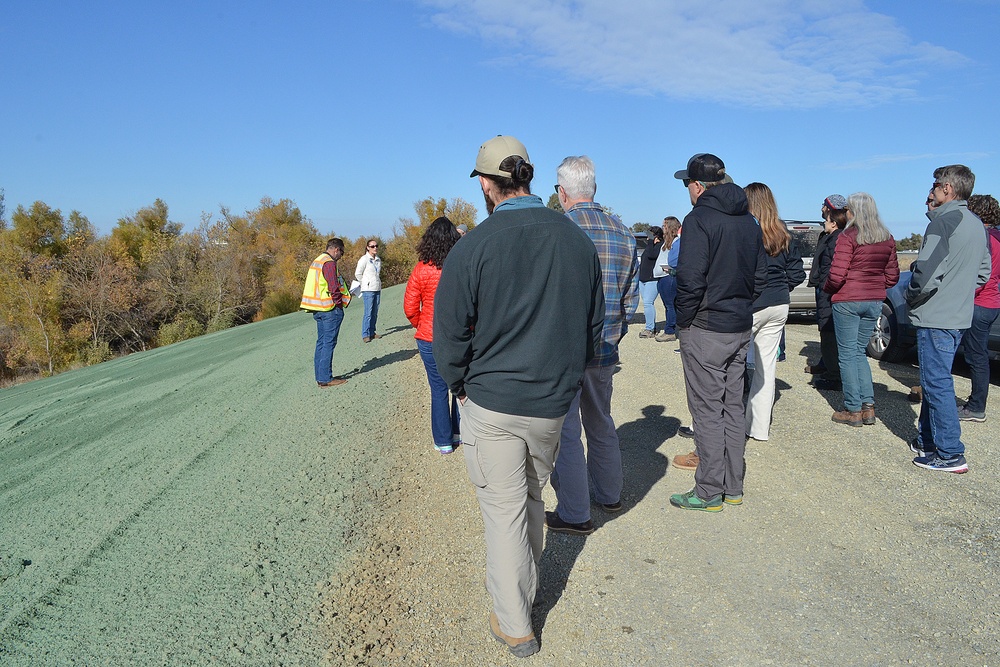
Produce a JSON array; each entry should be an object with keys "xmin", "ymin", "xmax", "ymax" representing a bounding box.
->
[{"xmin": 2, "ymin": 0, "xmax": 998, "ymax": 241}]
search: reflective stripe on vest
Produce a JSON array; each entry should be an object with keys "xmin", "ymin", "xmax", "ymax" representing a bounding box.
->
[{"xmin": 301, "ymin": 253, "xmax": 336, "ymax": 311}]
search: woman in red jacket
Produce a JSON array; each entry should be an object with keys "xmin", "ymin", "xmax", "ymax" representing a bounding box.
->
[
  {"xmin": 404, "ymin": 216, "xmax": 463, "ymax": 454},
  {"xmin": 824, "ymin": 192, "xmax": 900, "ymax": 427}
]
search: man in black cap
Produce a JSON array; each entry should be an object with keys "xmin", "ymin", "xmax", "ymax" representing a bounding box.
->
[
  {"xmin": 433, "ymin": 135, "xmax": 605, "ymax": 657},
  {"xmin": 669, "ymin": 153, "xmax": 766, "ymax": 512}
]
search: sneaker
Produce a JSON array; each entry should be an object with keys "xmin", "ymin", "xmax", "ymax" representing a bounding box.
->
[
  {"xmin": 435, "ymin": 444, "xmax": 454, "ymax": 455},
  {"xmin": 370, "ymin": 333, "xmax": 381, "ymax": 339},
  {"xmin": 654, "ymin": 331, "xmax": 677, "ymax": 342},
  {"xmin": 544, "ymin": 511, "xmax": 595, "ymax": 535},
  {"xmin": 908, "ymin": 437, "xmax": 935, "ymax": 457},
  {"xmin": 669, "ymin": 489, "xmax": 723, "ymax": 512},
  {"xmin": 723, "ymin": 494, "xmax": 744, "ymax": 506},
  {"xmin": 672, "ymin": 451, "xmax": 699, "ymax": 470},
  {"xmin": 861, "ymin": 403, "xmax": 876, "ymax": 426},
  {"xmin": 489, "ymin": 612, "xmax": 539, "ymax": 658},
  {"xmin": 677, "ymin": 426, "xmax": 695, "ymax": 439},
  {"xmin": 831, "ymin": 409, "xmax": 863, "ymax": 427},
  {"xmin": 913, "ymin": 453, "xmax": 969, "ymax": 474},
  {"xmin": 600, "ymin": 501, "xmax": 623, "ymax": 513},
  {"xmin": 318, "ymin": 378, "xmax": 348, "ymax": 387},
  {"xmin": 362, "ymin": 337, "xmax": 371, "ymax": 343},
  {"xmin": 957, "ymin": 407, "xmax": 986, "ymax": 423},
  {"xmin": 804, "ymin": 363, "xmax": 826, "ymax": 375},
  {"xmin": 907, "ymin": 386, "xmax": 922, "ymax": 403},
  {"xmin": 639, "ymin": 329, "xmax": 656, "ymax": 339}
]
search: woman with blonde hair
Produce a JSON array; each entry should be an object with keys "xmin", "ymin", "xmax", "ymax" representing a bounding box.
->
[
  {"xmin": 823, "ymin": 192, "xmax": 899, "ymax": 427},
  {"xmin": 743, "ymin": 183, "xmax": 805, "ymax": 441}
]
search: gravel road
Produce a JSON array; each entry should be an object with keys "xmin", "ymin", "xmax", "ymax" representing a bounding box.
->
[{"xmin": 2, "ymin": 287, "xmax": 999, "ymax": 666}]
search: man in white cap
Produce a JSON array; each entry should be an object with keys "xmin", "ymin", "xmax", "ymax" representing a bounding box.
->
[{"xmin": 434, "ymin": 135, "xmax": 605, "ymax": 657}]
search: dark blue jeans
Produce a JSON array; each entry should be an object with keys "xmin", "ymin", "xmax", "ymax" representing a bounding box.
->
[
  {"xmin": 917, "ymin": 327, "xmax": 965, "ymax": 458},
  {"xmin": 417, "ymin": 339, "xmax": 460, "ymax": 447},
  {"xmin": 313, "ymin": 308, "xmax": 344, "ymax": 383},
  {"xmin": 961, "ymin": 305, "xmax": 1000, "ymax": 412},
  {"xmin": 362, "ymin": 291, "xmax": 380, "ymax": 339},
  {"xmin": 656, "ymin": 275, "xmax": 677, "ymax": 335}
]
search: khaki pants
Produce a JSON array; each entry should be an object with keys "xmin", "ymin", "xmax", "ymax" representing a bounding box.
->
[{"xmin": 459, "ymin": 398, "xmax": 565, "ymax": 638}]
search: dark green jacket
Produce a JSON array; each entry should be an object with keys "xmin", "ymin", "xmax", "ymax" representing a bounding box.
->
[{"xmin": 433, "ymin": 202, "xmax": 604, "ymax": 419}]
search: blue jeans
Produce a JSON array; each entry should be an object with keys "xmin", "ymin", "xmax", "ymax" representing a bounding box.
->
[
  {"xmin": 656, "ymin": 275, "xmax": 677, "ymax": 335},
  {"xmin": 832, "ymin": 300, "xmax": 881, "ymax": 411},
  {"xmin": 551, "ymin": 364, "xmax": 621, "ymax": 524},
  {"xmin": 361, "ymin": 291, "xmax": 380, "ymax": 339},
  {"xmin": 961, "ymin": 305, "xmax": 999, "ymax": 413},
  {"xmin": 639, "ymin": 280, "xmax": 659, "ymax": 331},
  {"xmin": 417, "ymin": 339, "xmax": 460, "ymax": 447},
  {"xmin": 313, "ymin": 308, "xmax": 344, "ymax": 383},
  {"xmin": 917, "ymin": 327, "xmax": 965, "ymax": 458}
]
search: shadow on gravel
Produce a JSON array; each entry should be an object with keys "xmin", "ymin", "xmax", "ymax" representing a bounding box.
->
[
  {"xmin": 532, "ymin": 405, "xmax": 673, "ymax": 641},
  {"xmin": 376, "ymin": 324, "xmax": 412, "ymax": 339},
  {"xmin": 342, "ymin": 348, "xmax": 418, "ymax": 378}
]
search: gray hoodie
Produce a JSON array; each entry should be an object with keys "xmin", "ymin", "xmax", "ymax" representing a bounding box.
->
[{"xmin": 905, "ymin": 199, "xmax": 990, "ymax": 329}]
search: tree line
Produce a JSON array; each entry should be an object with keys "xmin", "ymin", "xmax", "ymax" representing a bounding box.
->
[{"xmin": 0, "ymin": 191, "xmax": 476, "ymax": 385}]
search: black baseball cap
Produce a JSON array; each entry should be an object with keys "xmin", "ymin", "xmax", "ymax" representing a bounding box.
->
[{"xmin": 674, "ymin": 153, "xmax": 727, "ymax": 182}]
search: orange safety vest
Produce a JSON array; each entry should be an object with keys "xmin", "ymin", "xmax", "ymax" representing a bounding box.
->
[{"xmin": 300, "ymin": 253, "xmax": 338, "ymax": 311}]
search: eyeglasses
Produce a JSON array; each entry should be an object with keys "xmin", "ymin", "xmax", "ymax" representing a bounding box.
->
[
  {"xmin": 933, "ymin": 182, "xmax": 946, "ymax": 191},
  {"xmin": 368, "ymin": 244, "xmax": 378, "ymax": 249},
  {"xmin": 553, "ymin": 184, "xmax": 561, "ymax": 194},
  {"xmin": 682, "ymin": 179, "xmax": 692, "ymax": 187}
]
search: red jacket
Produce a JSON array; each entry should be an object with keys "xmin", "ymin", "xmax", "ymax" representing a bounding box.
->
[
  {"xmin": 403, "ymin": 260, "xmax": 442, "ymax": 342},
  {"xmin": 823, "ymin": 226, "xmax": 900, "ymax": 302}
]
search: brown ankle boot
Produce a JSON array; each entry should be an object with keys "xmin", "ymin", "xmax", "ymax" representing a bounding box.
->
[
  {"xmin": 861, "ymin": 403, "xmax": 875, "ymax": 425},
  {"xmin": 832, "ymin": 409, "xmax": 863, "ymax": 427}
]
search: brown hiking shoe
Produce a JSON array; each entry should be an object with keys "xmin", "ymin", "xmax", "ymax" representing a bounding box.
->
[
  {"xmin": 489, "ymin": 612, "xmax": 539, "ymax": 658},
  {"xmin": 672, "ymin": 451, "xmax": 699, "ymax": 470},
  {"xmin": 832, "ymin": 409, "xmax": 863, "ymax": 427},
  {"xmin": 907, "ymin": 386, "xmax": 922, "ymax": 403},
  {"xmin": 861, "ymin": 403, "xmax": 875, "ymax": 425},
  {"xmin": 318, "ymin": 378, "xmax": 348, "ymax": 387}
]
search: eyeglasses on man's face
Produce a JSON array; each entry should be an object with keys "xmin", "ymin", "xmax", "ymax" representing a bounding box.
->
[{"xmin": 933, "ymin": 182, "xmax": 946, "ymax": 191}]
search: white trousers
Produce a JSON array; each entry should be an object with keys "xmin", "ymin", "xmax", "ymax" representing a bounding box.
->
[{"xmin": 745, "ymin": 304, "xmax": 789, "ymax": 440}]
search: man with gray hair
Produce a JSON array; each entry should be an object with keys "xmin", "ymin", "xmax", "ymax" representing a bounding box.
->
[
  {"xmin": 546, "ymin": 156, "xmax": 637, "ymax": 535},
  {"xmin": 906, "ymin": 164, "xmax": 990, "ymax": 473}
]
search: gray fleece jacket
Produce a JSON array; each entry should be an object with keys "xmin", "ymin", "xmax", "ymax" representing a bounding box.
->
[{"xmin": 905, "ymin": 199, "xmax": 990, "ymax": 329}]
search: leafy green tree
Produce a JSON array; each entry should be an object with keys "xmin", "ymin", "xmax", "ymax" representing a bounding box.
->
[
  {"xmin": 547, "ymin": 193, "xmax": 563, "ymax": 213},
  {"xmin": 10, "ymin": 201, "xmax": 66, "ymax": 257},
  {"xmin": 896, "ymin": 233, "xmax": 923, "ymax": 251}
]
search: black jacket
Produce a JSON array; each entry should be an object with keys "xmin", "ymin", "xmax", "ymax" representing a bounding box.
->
[
  {"xmin": 754, "ymin": 239, "xmax": 806, "ymax": 311},
  {"xmin": 675, "ymin": 183, "xmax": 767, "ymax": 332},
  {"xmin": 433, "ymin": 202, "xmax": 605, "ymax": 419},
  {"xmin": 808, "ymin": 229, "xmax": 841, "ymax": 328},
  {"xmin": 638, "ymin": 239, "xmax": 663, "ymax": 282}
]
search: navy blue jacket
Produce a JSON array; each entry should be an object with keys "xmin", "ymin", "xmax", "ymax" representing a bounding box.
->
[{"xmin": 675, "ymin": 183, "xmax": 767, "ymax": 332}]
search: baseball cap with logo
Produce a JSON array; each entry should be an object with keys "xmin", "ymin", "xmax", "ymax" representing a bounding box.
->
[
  {"xmin": 470, "ymin": 135, "xmax": 531, "ymax": 178},
  {"xmin": 674, "ymin": 153, "xmax": 727, "ymax": 183}
]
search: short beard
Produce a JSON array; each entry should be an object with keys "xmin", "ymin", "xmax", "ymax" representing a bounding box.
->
[{"xmin": 482, "ymin": 187, "xmax": 496, "ymax": 215}]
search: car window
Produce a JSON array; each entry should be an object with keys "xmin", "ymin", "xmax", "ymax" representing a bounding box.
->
[{"xmin": 785, "ymin": 222, "xmax": 823, "ymax": 258}]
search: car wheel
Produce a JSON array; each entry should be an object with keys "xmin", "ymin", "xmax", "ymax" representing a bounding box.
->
[{"xmin": 867, "ymin": 300, "xmax": 905, "ymax": 362}]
